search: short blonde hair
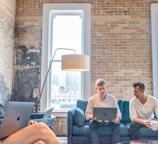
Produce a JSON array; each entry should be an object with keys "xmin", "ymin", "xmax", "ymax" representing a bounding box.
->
[{"xmin": 95, "ymin": 79, "xmax": 106, "ymax": 87}]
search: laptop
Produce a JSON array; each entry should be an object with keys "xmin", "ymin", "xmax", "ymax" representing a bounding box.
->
[
  {"xmin": 40, "ymin": 107, "xmax": 54, "ymax": 123},
  {"xmin": 93, "ymin": 107, "xmax": 117, "ymax": 121},
  {"xmin": 0, "ymin": 101, "xmax": 34, "ymax": 140}
]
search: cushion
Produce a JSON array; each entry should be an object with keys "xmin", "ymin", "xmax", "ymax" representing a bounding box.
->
[
  {"xmin": 76, "ymin": 100, "xmax": 88, "ymax": 113},
  {"xmin": 123, "ymin": 101, "xmax": 131, "ymax": 123},
  {"xmin": 118, "ymin": 100, "xmax": 123, "ymax": 122},
  {"xmin": 72, "ymin": 125, "xmax": 89, "ymax": 136},
  {"xmin": 74, "ymin": 107, "xmax": 85, "ymax": 127}
]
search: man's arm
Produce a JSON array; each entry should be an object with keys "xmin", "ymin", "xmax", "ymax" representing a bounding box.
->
[
  {"xmin": 132, "ymin": 117, "xmax": 151, "ymax": 128},
  {"xmin": 85, "ymin": 98, "xmax": 93, "ymax": 120},
  {"xmin": 130, "ymin": 99, "xmax": 151, "ymax": 127},
  {"xmin": 154, "ymin": 98, "xmax": 158, "ymax": 120},
  {"xmin": 112, "ymin": 98, "xmax": 121, "ymax": 123},
  {"xmin": 112, "ymin": 115, "xmax": 121, "ymax": 123}
]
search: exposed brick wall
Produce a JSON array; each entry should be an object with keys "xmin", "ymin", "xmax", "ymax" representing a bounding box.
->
[
  {"xmin": 0, "ymin": 0, "xmax": 16, "ymax": 103},
  {"xmin": 53, "ymin": 117, "xmax": 67, "ymax": 136},
  {"xmin": 14, "ymin": 0, "xmax": 158, "ymax": 135},
  {"xmin": 91, "ymin": 0, "xmax": 153, "ymax": 99}
]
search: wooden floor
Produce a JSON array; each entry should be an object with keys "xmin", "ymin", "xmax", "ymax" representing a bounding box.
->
[{"xmin": 58, "ymin": 137, "xmax": 67, "ymax": 144}]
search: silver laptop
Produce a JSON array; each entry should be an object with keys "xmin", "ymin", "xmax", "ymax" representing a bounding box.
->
[
  {"xmin": 0, "ymin": 101, "xmax": 34, "ymax": 139},
  {"xmin": 41, "ymin": 107, "xmax": 54, "ymax": 123},
  {"xmin": 93, "ymin": 107, "xmax": 117, "ymax": 121}
]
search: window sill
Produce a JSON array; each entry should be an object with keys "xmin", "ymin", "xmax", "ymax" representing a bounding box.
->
[{"xmin": 53, "ymin": 108, "xmax": 69, "ymax": 117}]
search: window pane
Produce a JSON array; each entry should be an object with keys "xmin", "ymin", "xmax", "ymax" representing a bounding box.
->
[
  {"xmin": 53, "ymin": 15, "xmax": 82, "ymax": 54},
  {"xmin": 50, "ymin": 13, "xmax": 82, "ymax": 109}
]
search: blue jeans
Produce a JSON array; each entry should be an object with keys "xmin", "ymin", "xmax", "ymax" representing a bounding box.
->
[
  {"xmin": 129, "ymin": 122, "xmax": 158, "ymax": 140},
  {"xmin": 130, "ymin": 122, "xmax": 145, "ymax": 140},
  {"xmin": 88, "ymin": 120, "xmax": 120, "ymax": 144}
]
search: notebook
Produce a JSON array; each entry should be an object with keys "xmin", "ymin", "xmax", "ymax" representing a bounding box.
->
[
  {"xmin": 0, "ymin": 101, "xmax": 34, "ymax": 140},
  {"xmin": 93, "ymin": 107, "xmax": 117, "ymax": 121},
  {"xmin": 40, "ymin": 107, "xmax": 54, "ymax": 123}
]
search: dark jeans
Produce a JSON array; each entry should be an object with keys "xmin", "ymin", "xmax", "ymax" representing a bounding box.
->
[
  {"xmin": 129, "ymin": 122, "xmax": 158, "ymax": 140},
  {"xmin": 130, "ymin": 122, "xmax": 145, "ymax": 140},
  {"xmin": 88, "ymin": 120, "xmax": 120, "ymax": 144}
]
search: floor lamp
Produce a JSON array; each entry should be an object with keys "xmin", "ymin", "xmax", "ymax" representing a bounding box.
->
[{"xmin": 36, "ymin": 48, "xmax": 89, "ymax": 112}]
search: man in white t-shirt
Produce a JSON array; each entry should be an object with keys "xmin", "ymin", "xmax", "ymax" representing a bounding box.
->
[
  {"xmin": 129, "ymin": 81, "xmax": 158, "ymax": 140},
  {"xmin": 85, "ymin": 79, "xmax": 121, "ymax": 144}
]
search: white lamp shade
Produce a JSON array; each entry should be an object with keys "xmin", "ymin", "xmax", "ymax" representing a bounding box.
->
[{"xmin": 61, "ymin": 54, "xmax": 89, "ymax": 71}]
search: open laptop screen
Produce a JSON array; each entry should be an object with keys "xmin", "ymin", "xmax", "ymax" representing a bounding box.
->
[{"xmin": 93, "ymin": 107, "xmax": 117, "ymax": 121}]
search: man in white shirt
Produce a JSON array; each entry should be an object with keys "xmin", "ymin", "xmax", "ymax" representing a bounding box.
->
[
  {"xmin": 85, "ymin": 79, "xmax": 121, "ymax": 144},
  {"xmin": 129, "ymin": 81, "xmax": 158, "ymax": 140}
]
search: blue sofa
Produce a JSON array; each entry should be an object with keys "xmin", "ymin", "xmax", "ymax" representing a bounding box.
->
[{"xmin": 67, "ymin": 99, "xmax": 158, "ymax": 144}]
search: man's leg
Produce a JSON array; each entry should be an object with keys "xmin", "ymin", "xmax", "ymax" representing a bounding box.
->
[
  {"xmin": 34, "ymin": 141, "xmax": 45, "ymax": 144},
  {"xmin": 108, "ymin": 122, "xmax": 120, "ymax": 144},
  {"xmin": 88, "ymin": 120, "xmax": 99, "ymax": 144},
  {"xmin": 130, "ymin": 122, "xmax": 145, "ymax": 140},
  {"xmin": 2, "ymin": 123, "xmax": 60, "ymax": 144}
]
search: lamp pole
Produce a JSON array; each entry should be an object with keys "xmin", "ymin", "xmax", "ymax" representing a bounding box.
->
[{"xmin": 35, "ymin": 48, "xmax": 76, "ymax": 112}]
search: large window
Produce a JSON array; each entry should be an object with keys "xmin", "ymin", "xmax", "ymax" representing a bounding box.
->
[
  {"xmin": 48, "ymin": 12, "xmax": 83, "ymax": 110},
  {"xmin": 151, "ymin": 4, "xmax": 158, "ymax": 99},
  {"xmin": 41, "ymin": 3, "xmax": 91, "ymax": 112}
]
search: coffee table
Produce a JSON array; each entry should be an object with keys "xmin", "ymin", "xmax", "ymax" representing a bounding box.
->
[{"xmin": 118, "ymin": 140, "xmax": 158, "ymax": 144}]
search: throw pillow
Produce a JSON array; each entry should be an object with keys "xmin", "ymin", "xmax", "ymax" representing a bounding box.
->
[
  {"xmin": 74, "ymin": 107, "xmax": 85, "ymax": 127},
  {"xmin": 123, "ymin": 101, "xmax": 131, "ymax": 123}
]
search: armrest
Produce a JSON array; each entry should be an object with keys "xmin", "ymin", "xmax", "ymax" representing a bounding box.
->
[
  {"xmin": 67, "ymin": 107, "xmax": 75, "ymax": 144},
  {"xmin": 30, "ymin": 112, "xmax": 45, "ymax": 119}
]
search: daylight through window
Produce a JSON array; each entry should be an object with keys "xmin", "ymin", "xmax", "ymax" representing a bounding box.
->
[{"xmin": 48, "ymin": 11, "xmax": 83, "ymax": 110}]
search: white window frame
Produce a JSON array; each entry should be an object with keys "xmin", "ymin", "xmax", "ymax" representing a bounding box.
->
[
  {"xmin": 41, "ymin": 3, "xmax": 91, "ymax": 112},
  {"xmin": 151, "ymin": 3, "xmax": 158, "ymax": 99}
]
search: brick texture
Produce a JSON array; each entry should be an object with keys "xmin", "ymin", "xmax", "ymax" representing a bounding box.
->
[
  {"xmin": 53, "ymin": 117, "xmax": 67, "ymax": 136},
  {"xmin": 0, "ymin": 0, "xmax": 16, "ymax": 101}
]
